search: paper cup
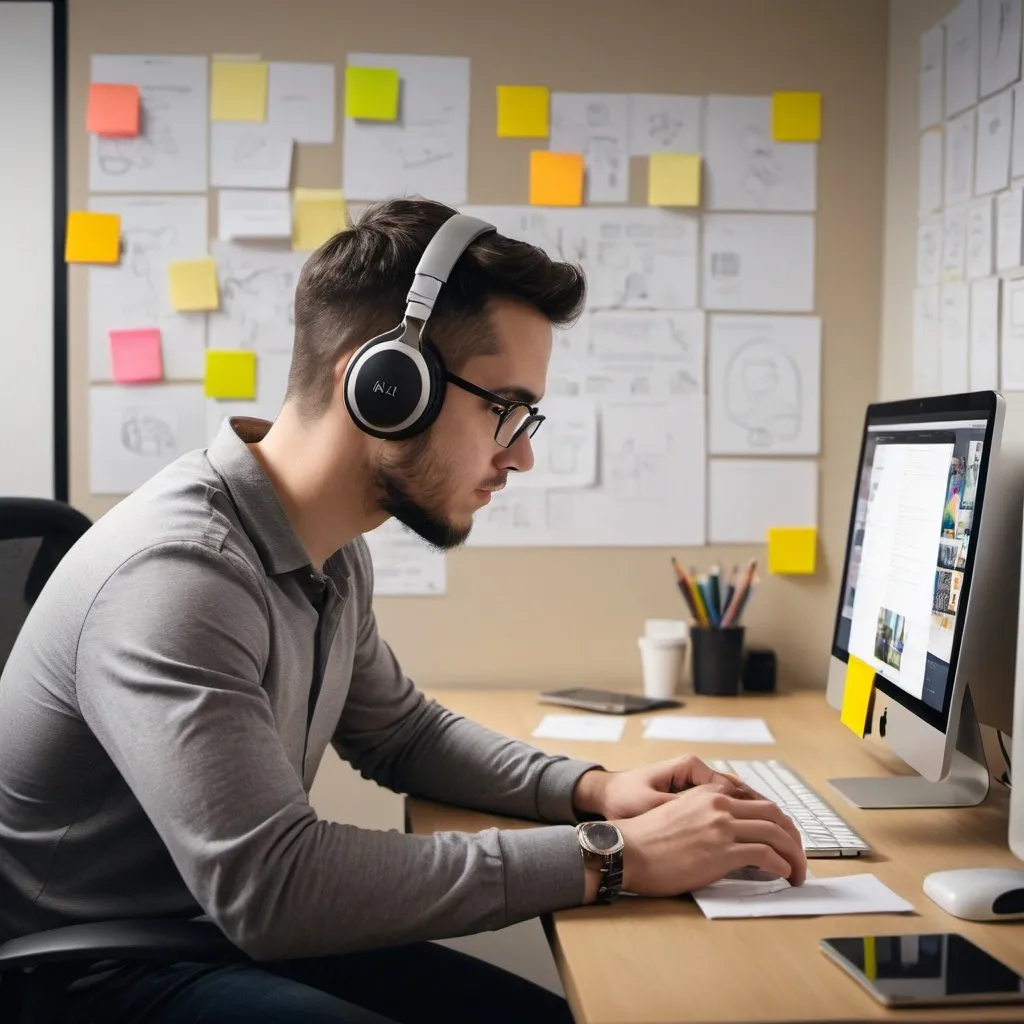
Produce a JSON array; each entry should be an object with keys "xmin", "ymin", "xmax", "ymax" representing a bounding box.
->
[{"xmin": 637, "ymin": 635, "xmax": 685, "ymax": 699}]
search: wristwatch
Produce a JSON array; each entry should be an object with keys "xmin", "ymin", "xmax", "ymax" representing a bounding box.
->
[{"xmin": 576, "ymin": 821, "xmax": 625, "ymax": 904}]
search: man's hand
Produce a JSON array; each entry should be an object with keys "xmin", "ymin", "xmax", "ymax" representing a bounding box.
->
[{"xmin": 573, "ymin": 755, "xmax": 762, "ymax": 821}]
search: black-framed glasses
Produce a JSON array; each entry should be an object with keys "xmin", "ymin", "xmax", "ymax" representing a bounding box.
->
[{"xmin": 445, "ymin": 371, "xmax": 546, "ymax": 448}]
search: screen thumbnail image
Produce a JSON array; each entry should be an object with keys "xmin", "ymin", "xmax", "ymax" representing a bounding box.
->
[{"xmin": 874, "ymin": 607, "xmax": 906, "ymax": 672}]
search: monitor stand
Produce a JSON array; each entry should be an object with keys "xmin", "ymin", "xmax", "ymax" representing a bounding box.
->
[{"xmin": 827, "ymin": 690, "xmax": 990, "ymax": 809}]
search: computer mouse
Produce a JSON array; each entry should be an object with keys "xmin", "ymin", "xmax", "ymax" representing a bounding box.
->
[{"xmin": 923, "ymin": 867, "xmax": 1024, "ymax": 921}]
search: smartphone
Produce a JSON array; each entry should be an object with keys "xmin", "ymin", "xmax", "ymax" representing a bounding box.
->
[
  {"xmin": 820, "ymin": 933, "xmax": 1024, "ymax": 1008},
  {"xmin": 538, "ymin": 687, "xmax": 682, "ymax": 715}
]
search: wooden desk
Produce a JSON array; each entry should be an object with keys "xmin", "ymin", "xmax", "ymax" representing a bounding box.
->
[{"xmin": 407, "ymin": 689, "xmax": 1024, "ymax": 1024}]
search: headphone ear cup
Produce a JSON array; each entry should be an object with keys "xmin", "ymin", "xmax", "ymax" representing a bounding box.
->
[{"xmin": 413, "ymin": 340, "xmax": 447, "ymax": 435}]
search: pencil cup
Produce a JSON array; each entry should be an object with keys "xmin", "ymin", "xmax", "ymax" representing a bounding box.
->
[
  {"xmin": 637, "ymin": 635, "xmax": 686, "ymax": 699},
  {"xmin": 690, "ymin": 627, "xmax": 745, "ymax": 696}
]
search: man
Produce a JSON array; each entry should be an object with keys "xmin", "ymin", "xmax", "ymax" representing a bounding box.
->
[{"xmin": 0, "ymin": 198, "xmax": 805, "ymax": 1023}]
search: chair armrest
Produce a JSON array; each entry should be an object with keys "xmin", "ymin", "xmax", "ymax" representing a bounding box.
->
[{"xmin": 0, "ymin": 919, "xmax": 246, "ymax": 971}]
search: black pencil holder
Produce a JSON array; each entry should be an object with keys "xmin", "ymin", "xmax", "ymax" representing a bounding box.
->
[{"xmin": 690, "ymin": 627, "xmax": 745, "ymax": 696}]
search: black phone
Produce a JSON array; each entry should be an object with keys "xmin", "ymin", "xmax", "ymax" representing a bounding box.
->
[
  {"xmin": 538, "ymin": 687, "xmax": 683, "ymax": 715},
  {"xmin": 820, "ymin": 933, "xmax": 1024, "ymax": 1008}
]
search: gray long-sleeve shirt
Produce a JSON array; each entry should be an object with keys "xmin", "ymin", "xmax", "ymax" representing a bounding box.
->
[{"xmin": 0, "ymin": 417, "xmax": 600, "ymax": 960}]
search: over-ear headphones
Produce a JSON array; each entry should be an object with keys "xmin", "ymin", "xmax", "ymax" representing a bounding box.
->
[{"xmin": 343, "ymin": 213, "xmax": 497, "ymax": 440}]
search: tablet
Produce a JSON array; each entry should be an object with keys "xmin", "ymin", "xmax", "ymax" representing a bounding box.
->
[
  {"xmin": 538, "ymin": 687, "xmax": 682, "ymax": 715},
  {"xmin": 820, "ymin": 933, "xmax": 1024, "ymax": 1008}
]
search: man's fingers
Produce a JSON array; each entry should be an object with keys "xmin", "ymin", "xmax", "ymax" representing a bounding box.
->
[
  {"xmin": 732, "ymin": 820, "xmax": 807, "ymax": 885},
  {"xmin": 728, "ymin": 843, "xmax": 793, "ymax": 882}
]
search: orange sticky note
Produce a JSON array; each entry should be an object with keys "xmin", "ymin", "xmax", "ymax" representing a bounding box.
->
[
  {"xmin": 772, "ymin": 91, "xmax": 822, "ymax": 142},
  {"xmin": 110, "ymin": 329, "xmax": 163, "ymax": 383},
  {"xmin": 205, "ymin": 350, "xmax": 257, "ymax": 399},
  {"xmin": 529, "ymin": 151, "xmax": 584, "ymax": 206},
  {"xmin": 168, "ymin": 257, "xmax": 219, "ymax": 312},
  {"xmin": 841, "ymin": 655, "xmax": 876, "ymax": 738},
  {"xmin": 87, "ymin": 83, "xmax": 140, "ymax": 137},
  {"xmin": 767, "ymin": 526, "xmax": 817, "ymax": 574},
  {"xmin": 497, "ymin": 86, "xmax": 549, "ymax": 138},
  {"xmin": 65, "ymin": 211, "xmax": 120, "ymax": 264}
]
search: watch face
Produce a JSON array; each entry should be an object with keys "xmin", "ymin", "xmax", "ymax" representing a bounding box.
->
[{"xmin": 583, "ymin": 822, "xmax": 621, "ymax": 853}]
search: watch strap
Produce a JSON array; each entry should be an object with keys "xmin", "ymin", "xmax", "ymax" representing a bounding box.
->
[{"xmin": 596, "ymin": 849, "xmax": 624, "ymax": 904}]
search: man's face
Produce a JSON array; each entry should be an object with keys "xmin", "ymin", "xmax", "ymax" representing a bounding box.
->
[{"xmin": 373, "ymin": 298, "xmax": 551, "ymax": 550}]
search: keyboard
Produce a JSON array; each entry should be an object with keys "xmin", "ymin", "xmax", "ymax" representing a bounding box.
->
[{"xmin": 706, "ymin": 758, "xmax": 872, "ymax": 858}]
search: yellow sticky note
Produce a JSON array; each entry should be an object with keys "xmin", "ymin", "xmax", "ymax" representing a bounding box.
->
[
  {"xmin": 205, "ymin": 350, "xmax": 256, "ymax": 399},
  {"xmin": 168, "ymin": 257, "xmax": 219, "ymax": 312},
  {"xmin": 497, "ymin": 85, "xmax": 549, "ymax": 138},
  {"xmin": 841, "ymin": 655, "xmax": 876, "ymax": 738},
  {"xmin": 529, "ymin": 151, "xmax": 584, "ymax": 206},
  {"xmin": 772, "ymin": 91, "xmax": 822, "ymax": 142},
  {"xmin": 292, "ymin": 188, "xmax": 348, "ymax": 252},
  {"xmin": 211, "ymin": 60, "xmax": 268, "ymax": 122},
  {"xmin": 767, "ymin": 526, "xmax": 817, "ymax": 574},
  {"xmin": 345, "ymin": 66, "xmax": 399, "ymax": 121},
  {"xmin": 65, "ymin": 211, "xmax": 120, "ymax": 264},
  {"xmin": 648, "ymin": 153, "xmax": 701, "ymax": 206}
]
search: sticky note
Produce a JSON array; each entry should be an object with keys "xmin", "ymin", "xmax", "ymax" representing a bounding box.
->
[
  {"xmin": 648, "ymin": 153, "xmax": 701, "ymax": 206},
  {"xmin": 65, "ymin": 211, "xmax": 120, "ymax": 264},
  {"xmin": 205, "ymin": 350, "xmax": 256, "ymax": 399},
  {"xmin": 772, "ymin": 91, "xmax": 822, "ymax": 142},
  {"xmin": 292, "ymin": 188, "xmax": 348, "ymax": 251},
  {"xmin": 345, "ymin": 66, "xmax": 399, "ymax": 121},
  {"xmin": 87, "ymin": 83, "xmax": 140, "ymax": 137},
  {"xmin": 168, "ymin": 257, "xmax": 219, "ymax": 312},
  {"xmin": 529, "ymin": 151, "xmax": 584, "ymax": 206},
  {"xmin": 109, "ymin": 328, "xmax": 162, "ymax": 383},
  {"xmin": 211, "ymin": 60, "xmax": 268, "ymax": 122},
  {"xmin": 767, "ymin": 526, "xmax": 817, "ymax": 574},
  {"xmin": 841, "ymin": 655, "xmax": 876, "ymax": 738},
  {"xmin": 497, "ymin": 85, "xmax": 549, "ymax": 138}
]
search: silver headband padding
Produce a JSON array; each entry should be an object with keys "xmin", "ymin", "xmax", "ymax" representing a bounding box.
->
[{"xmin": 404, "ymin": 214, "xmax": 497, "ymax": 325}]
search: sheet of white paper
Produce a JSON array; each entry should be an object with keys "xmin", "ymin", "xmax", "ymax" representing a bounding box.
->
[
  {"xmin": 532, "ymin": 714, "xmax": 625, "ymax": 743},
  {"xmin": 697, "ymin": 869, "xmax": 799, "ymax": 900},
  {"xmin": 945, "ymin": 109, "xmax": 976, "ymax": 205},
  {"xmin": 204, "ymin": 351, "xmax": 290, "ymax": 442},
  {"xmin": 643, "ymin": 716, "xmax": 775, "ymax": 744},
  {"xmin": 267, "ymin": 61, "xmax": 335, "ymax": 144},
  {"xmin": 628, "ymin": 94, "xmax": 702, "ymax": 155},
  {"xmin": 707, "ymin": 459, "xmax": 817, "ymax": 544},
  {"xmin": 942, "ymin": 203, "xmax": 968, "ymax": 281},
  {"xmin": 1014, "ymin": 83, "xmax": 1024, "ymax": 177},
  {"xmin": 969, "ymin": 276, "xmax": 1001, "ymax": 389},
  {"xmin": 979, "ymin": 0, "xmax": 1023, "ymax": 97},
  {"xmin": 210, "ymin": 123, "xmax": 294, "ymax": 189},
  {"xmin": 974, "ymin": 89, "xmax": 1013, "ymax": 194},
  {"xmin": 1001, "ymin": 275, "xmax": 1024, "ymax": 388},
  {"xmin": 89, "ymin": 384, "xmax": 206, "ymax": 495},
  {"xmin": 516, "ymin": 397, "xmax": 597, "ymax": 489},
  {"xmin": 88, "ymin": 195, "xmax": 208, "ymax": 382},
  {"xmin": 918, "ymin": 129, "xmax": 943, "ymax": 214},
  {"xmin": 362, "ymin": 518, "xmax": 446, "ymax": 596},
  {"xmin": 549, "ymin": 92, "xmax": 629, "ymax": 203},
  {"xmin": 704, "ymin": 95, "xmax": 816, "ymax": 212},
  {"xmin": 920, "ymin": 23, "xmax": 946, "ymax": 129},
  {"xmin": 945, "ymin": 0, "xmax": 981, "ymax": 116},
  {"xmin": 913, "ymin": 285, "xmax": 942, "ymax": 394},
  {"xmin": 917, "ymin": 214, "xmax": 943, "ymax": 285},
  {"xmin": 708, "ymin": 314, "xmax": 821, "ymax": 455},
  {"xmin": 966, "ymin": 196, "xmax": 995, "ymax": 277},
  {"xmin": 217, "ymin": 189, "xmax": 291, "ymax": 241},
  {"xmin": 207, "ymin": 242, "xmax": 304, "ymax": 353},
  {"xmin": 343, "ymin": 53, "xmax": 469, "ymax": 204},
  {"xmin": 692, "ymin": 873, "xmax": 916, "ymax": 920},
  {"xmin": 996, "ymin": 186, "xmax": 1024, "ymax": 268},
  {"xmin": 89, "ymin": 54, "xmax": 208, "ymax": 193},
  {"xmin": 940, "ymin": 282, "xmax": 971, "ymax": 392}
]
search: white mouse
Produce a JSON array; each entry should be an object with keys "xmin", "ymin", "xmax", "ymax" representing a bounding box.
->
[{"xmin": 923, "ymin": 867, "xmax": 1024, "ymax": 921}]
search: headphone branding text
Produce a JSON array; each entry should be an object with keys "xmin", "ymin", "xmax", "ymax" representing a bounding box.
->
[{"xmin": 373, "ymin": 381, "xmax": 398, "ymax": 398}]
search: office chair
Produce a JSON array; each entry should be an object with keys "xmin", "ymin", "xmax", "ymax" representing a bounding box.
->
[{"xmin": 0, "ymin": 497, "xmax": 245, "ymax": 1021}]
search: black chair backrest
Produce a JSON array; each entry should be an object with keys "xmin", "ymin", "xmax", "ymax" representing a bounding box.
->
[{"xmin": 0, "ymin": 498, "xmax": 92, "ymax": 671}]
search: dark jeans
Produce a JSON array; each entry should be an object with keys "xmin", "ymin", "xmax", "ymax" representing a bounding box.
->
[{"xmin": 49, "ymin": 941, "xmax": 575, "ymax": 1024}]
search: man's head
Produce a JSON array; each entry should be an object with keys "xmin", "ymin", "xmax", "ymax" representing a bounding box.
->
[{"xmin": 285, "ymin": 198, "xmax": 586, "ymax": 549}]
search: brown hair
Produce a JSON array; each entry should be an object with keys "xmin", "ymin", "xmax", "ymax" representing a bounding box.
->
[{"xmin": 285, "ymin": 198, "xmax": 586, "ymax": 417}]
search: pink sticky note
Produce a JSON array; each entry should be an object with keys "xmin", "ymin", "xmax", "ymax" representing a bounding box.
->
[{"xmin": 109, "ymin": 328, "xmax": 163, "ymax": 383}]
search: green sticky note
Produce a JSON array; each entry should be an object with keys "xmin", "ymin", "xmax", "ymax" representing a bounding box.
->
[
  {"xmin": 205, "ymin": 350, "xmax": 256, "ymax": 399},
  {"xmin": 648, "ymin": 153, "xmax": 701, "ymax": 206},
  {"xmin": 841, "ymin": 655, "xmax": 876, "ymax": 738},
  {"xmin": 497, "ymin": 85, "xmax": 549, "ymax": 138},
  {"xmin": 345, "ymin": 66, "xmax": 399, "ymax": 121},
  {"xmin": 767, "ymin": 526, "xmax": 817, "ymax": 574},
  {"xmin": 772, "ymin": 91, "xmax": 821, "ymax": 142}
]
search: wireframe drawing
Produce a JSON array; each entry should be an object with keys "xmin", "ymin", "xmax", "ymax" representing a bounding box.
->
[
  {"xmin": 219, "ymin": 263, "xmax": 300, "ymax": 349},
  {"xmin": 723, "ymin": 337, "xmax": 802, "ymax": 447},
  {"xmin": 227, "ymin": 130, "xmax": 283, "ymax": 170},
  {"xmin": 112, "ymin": 225, "xmax": 179, "ymax": 324},
  {"xmin": 120, "ymin": 408, "xmax": 178, "ymax": 458},
  {"xmin": 609, "ymin": 436, "xmax": 670, "ymax": 501},
  {"xmin": 736, "ymin": 124, "xmax": 780, "ymax": 208},
  {"xmin": 589, "ymin": 219, "xmax": 695, "ymax": 310},
  {"xmin": 96, "ymin": 96, "xmax": 179, "ymax": 175}
]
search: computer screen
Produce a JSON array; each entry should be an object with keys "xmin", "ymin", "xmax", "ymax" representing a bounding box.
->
[{"xmin": 832, "ymin": 403, "xmax": 996, "ymax": 734}]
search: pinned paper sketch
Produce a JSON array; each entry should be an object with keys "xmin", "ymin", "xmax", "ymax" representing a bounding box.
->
[
  {"xmin": 205, "ymin": 351, "xmax": 290, "ymax": 441},
  {"xmin": 516, "ymin": 398, "xmax": 597, "ymax": 490},
  {"xmin": 966, "ymin": 196, "xmax": 994, "ymax": 278},
  {"xmin": 88, "ymin": 195, "xmax": 208, "ymax": 382},
  {"xmin": 207, "ymin": 242, "xmax": 304, "ymax": 353},
  {"xmin": 917, "ymin": 215, "xmax": 942, "ymax": 285},
  {"xmin": 628, "ymin": 94, "xmax": 702, "ymax": 155},
  {"xmin": 945, "ymin": 0, "xmax": 981, "ymax": 116},
  {"xmin": 703, "ymin": 95, "xmax": 816, "ymax": 212},
  {"xmin": 973, "ymin": 89, "xmax": 1012, "ymax": 195},
  {"xmin": 708, "ymin": 459, "xmax": 818, "ymax": 545},
  {"xmin": 944, "ymin": 108, "xmax": 976, "ymax": 206},
  {"xmin": 267, "ymin": 61, "xmax": 335, "ymax": 144},
  {"xmin": 363, "ymin": 518, "xmax": 446, "ymax": 596},
  {"xmin": 913, "ymin": 285, "xmax": 941, "ymax": 394},
  {"xmin": 217, "ymin": 189, "xmax": 291, "ymax": 241},
  {"xmin": 89, "ymin": 55, "xmax": 208, "ymax": 193},
  {"xmin": 1001, "ymin": 276, "xmax": 1024, "ymax": 389},
  {"xmin": 969, "ymin": 276, "xmax": 1000, "ymax": 390},
  {"xmin": 211, "ymin": 123, "xmax": 293, "ymax": 189},
  {"xmin": 919, "ymin": 24, "xmax": 944, "ymax": 130},
  {"xmin": 709, "ymin": 314, "xmax": 821, "ymax": 455},
  {"xmin": 550, "ymin": 92, "xmax": 630, "ymax": 203},
  {"xmin": 942, "ymin": 203, "xmax": 967, "ymax": 281},
  {"xmin": 918, "ymin": 130, "xmax": 943, "ymax": 215},
  {"xmin": 979, "ymin": 0, "xmax": 1022, "ymax": 97},
  {"xmin": 940, "ymin": 282, "xmax": 970, "ymax": 393},
  {"xmin": 996, "ymin": 186, "xmax": 1024, "ymax": 269}
]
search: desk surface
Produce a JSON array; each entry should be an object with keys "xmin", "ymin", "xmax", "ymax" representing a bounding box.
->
[{"xmin": 407, "ymin": 689, "xmax": 1024, "ymax": 1024}]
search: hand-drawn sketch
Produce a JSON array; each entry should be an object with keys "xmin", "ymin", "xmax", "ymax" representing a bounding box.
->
[
  {"xmin": 628, "ymin": 94, "xmax": 702, "ymax": 155},
  {"xmin": 211, "ymin": 124, "xmax": 293, "ymax": 189},
  {"xmin": 609, "ymin": 436, "xmax": 669, "ymax": 501},
  {"xmin": 550, "ymin": 93, "xmax": 630, "ymax": 204},
  {"xmin": 944, "ymin": 109, "xmax": 976, "ymax": 206},
  {"xmin": 942, "ymin": 203, "xmax": 968, "ymax": 281},
  {"xmin": 917, "ymin": 216, "xmax": 942, "ymax": 285},
  {"xmin": 722, "ymin": 337, "xmax": 803, "ymax": 448},
  {"xmin": 979, "ymin": 0, "xmax": 1021, "ymax": 99},
  {"xmin": 96, "ymin": 96, "xmax": 179, "ymax": 177},
  {"xmin": 517, "ymin": 398, "xmax": 597, "ymax": 490},
  {"xmin": 120, "ymin": 406, "xmax": 178, "ymax": 457}
]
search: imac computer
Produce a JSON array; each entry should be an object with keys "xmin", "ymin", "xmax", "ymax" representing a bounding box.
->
[{"xmin": 825, "ymin": 391, "xmax": 1022, "ymax": 809}]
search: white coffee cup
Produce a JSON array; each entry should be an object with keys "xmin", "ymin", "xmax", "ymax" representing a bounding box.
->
[
  {"xmin": 637, "ymin": 635, "xmax": 686, "ymax": 699},
  {"xmin": 644, "ymin": 618, "xmax": 689, "ymax": 643}
]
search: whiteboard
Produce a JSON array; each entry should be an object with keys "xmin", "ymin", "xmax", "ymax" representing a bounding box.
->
[{"xmin": 0, "ymin": 2, "xmax": 58, "ymax": 498}]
